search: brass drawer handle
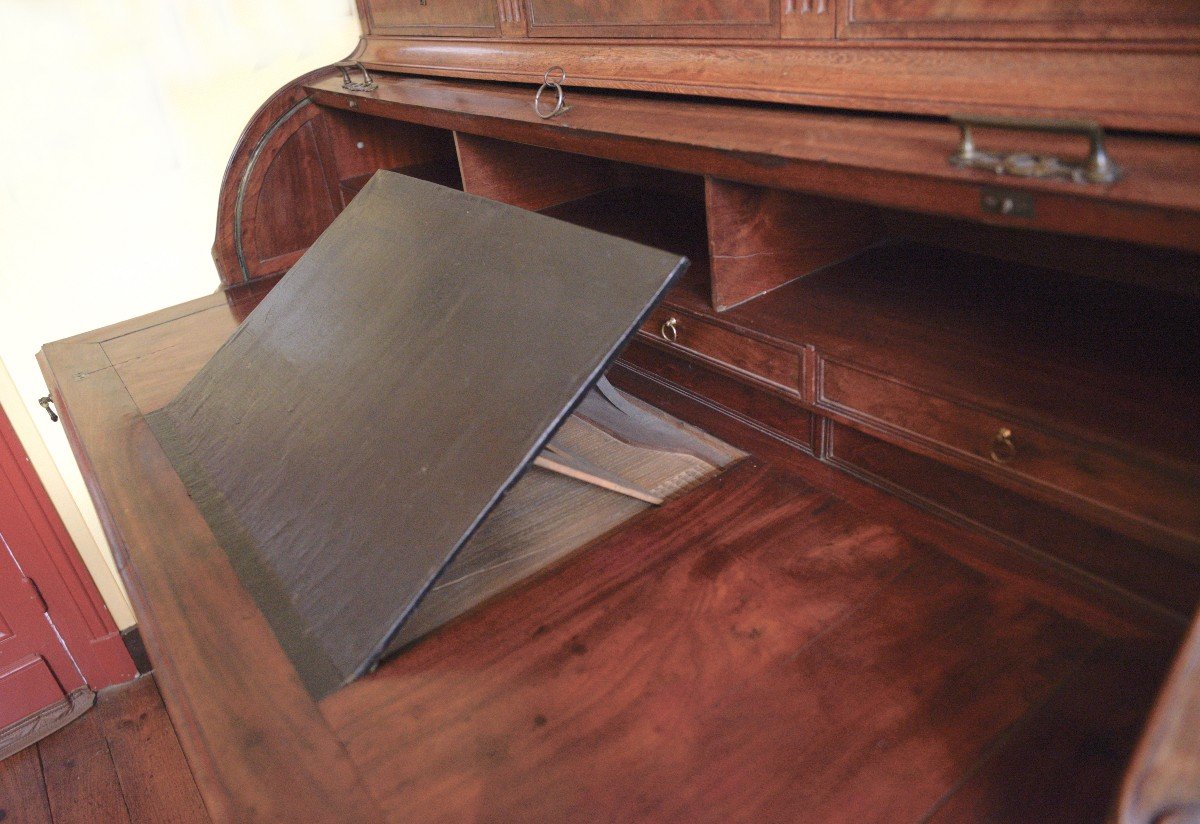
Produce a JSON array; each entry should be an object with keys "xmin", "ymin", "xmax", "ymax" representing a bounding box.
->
[
  {"xmin": 990, "ymin": 427, "xmax": 1016, "ymax": 464},
  {"xmin": 660, "ymin": 317, "xmax": 678, "ymax": 343},
  {"xmin": 949, "ymin": 114, "xmax": 1120, "ymax": 185}
]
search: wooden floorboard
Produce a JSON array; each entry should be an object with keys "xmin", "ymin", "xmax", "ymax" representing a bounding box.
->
[
  {"xmin": 0, "ymin": 675, "xmax": 207, "ymax": 824},
  {"xmin": 94, "ymin": 677, "xmax": 209, "ymax": 824},
  {"xmin": 0, "ymin": 745, "xmax": 52, "ymax": 824},
  {"xmin": 38, "ymin": 705, "xmax": 131, "ymax": 824}
]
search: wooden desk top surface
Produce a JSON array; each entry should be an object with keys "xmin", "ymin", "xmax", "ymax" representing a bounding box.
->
[{"xmin": 37, "ymin": 284, "xmax": 1185, "ymax": 823}]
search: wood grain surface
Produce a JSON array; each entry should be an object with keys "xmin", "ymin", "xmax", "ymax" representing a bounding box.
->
[
  {"xmin": 705, "ymin": 178, "xmax": 880, "ymax": 311},
  {"xmin": 322, "ymin": 461, "xmax": 1170, "ymax": 823},
  {"xmin": 39, "ymin": 293, "xmax": 384, "ymax": 823},
  {"xmin": 305, "ymin": 75, "xmax": 1200, "ymax": 253},
  {"xmin": 354, "ymin": 37, "xmax": 1200, "ymax": 135},
  {"xmin": 0, "ymin": 675, "xmax": 209, "ymax": 824},
  {"xmin": 37, "ymin": 288, "xmax": 1186, "ymax": 822}
]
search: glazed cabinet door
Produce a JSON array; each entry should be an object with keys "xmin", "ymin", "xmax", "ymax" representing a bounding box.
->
[
  {"xmin": 363, "ymin": 0, "xmax": 501, "ymax": 36},
  {"xmin": 525, "ymin": 0, "xmax": 778, "ymax": 38},
  {"xmin": 839, "ymin": 0, "xmax": 1200, "ymax": 40}
]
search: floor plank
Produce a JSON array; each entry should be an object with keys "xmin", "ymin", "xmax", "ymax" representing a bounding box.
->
[
  {"xmin": 321, "ymin": 463, "xmax": 1122, "ymax": 823},
  {"xmin": 94, "ymin": 677, "xmax": 209, "ymax": 824},
  {"xmin": 38, "ymin": 707, "xmax": 131, "ymax": 824},
  {"xmin": 0, "ymin": 744, "xmax": 52, "ymax": 824}
]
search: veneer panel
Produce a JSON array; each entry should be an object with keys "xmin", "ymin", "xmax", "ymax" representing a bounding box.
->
[
  {"xmin": 364, "ymin": 0, "xmax": 499, "ymax": 36},
  {"xmin": 841, "ymin": 0, "xmax": 1200, "ymax": 40},
  {"xmin": 321, "ymin": 462, "xmax": 1125, "ymax": 822},
  {"xmin": 705, "ymin": 178, "xmax": 880, "ymax": 311},
  {"xmin": 525, "ymin": 0, "xmax": 777, "ymax": 38}
]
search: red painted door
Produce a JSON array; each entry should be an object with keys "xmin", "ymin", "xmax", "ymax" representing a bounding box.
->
[
  {"xmin": 0, "ymin": 403, "xmax": 134, "ymax": 732},
  {"xmin": 0, "ymin": 537, "xmax": 84, "ymax": 728}
]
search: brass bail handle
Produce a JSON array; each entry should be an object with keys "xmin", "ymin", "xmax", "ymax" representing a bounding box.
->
[
  {"xmin": 336, "ymin": 61, "xmax": 377, "ymax": 92},
  {"xmin": 534, "ymin": 66, "xmax": 570, "ymax": 119},
  {"xmin": 949, "ymin": 114, "xmax": 1120, "ymax": 185}
]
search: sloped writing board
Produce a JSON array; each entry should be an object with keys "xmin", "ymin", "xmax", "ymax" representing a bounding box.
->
[{"xmin": 147, "ymin": 171, "xmax": 686, "ymax": 698}]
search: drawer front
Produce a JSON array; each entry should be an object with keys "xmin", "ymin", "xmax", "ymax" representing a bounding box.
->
[
  {"xmin": 639, "ymin": 308, "xmax": 802, "ymax": 398},
  {"xmin": 841, "ymin": 0, "xmax": 1200, "ymax": 40},
  {"xmin": 825, "ymin": 422, "xmax": 1200, "ymax": 618},
  {"xmin": 365, "ymin": 0, "xmax": 499, "ymax": 35},
  {"xmin": 818, "ymin": 358, "xmax": 1200, "ymax": 541},
  {"xmin": 527, "ymin": 0, "xmax": 776, "ymax": 37},
  {"xmin": 620, "ymin": 340, "xmax": 814, "ymax": 453}
]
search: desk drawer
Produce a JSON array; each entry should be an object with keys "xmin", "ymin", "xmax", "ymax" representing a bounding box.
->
[
  {"xmin": 818, "ymin": 357, "xmax": 1200, "ymax": 542},
  {"xmin": 639, "ymin": 308, "xmax": 802, "ymax": 397}
]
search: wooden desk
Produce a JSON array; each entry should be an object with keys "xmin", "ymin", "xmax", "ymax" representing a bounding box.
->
[{"xmin": 38, "ymin": 283, "xmax": 1185, "ymax": 823}]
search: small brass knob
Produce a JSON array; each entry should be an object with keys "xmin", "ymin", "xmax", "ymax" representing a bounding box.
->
[
  {"xmin": 661, "ymin": 317, "xmax": 678, "ymax": 343},
  {"xmin": 990, "ymin": 427, "xmax": 1015, "ymax": 464}
]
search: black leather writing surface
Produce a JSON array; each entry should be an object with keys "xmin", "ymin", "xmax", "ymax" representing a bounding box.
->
[{"xmin": 147, "ymin": 172, "xmax": 686, "ymax": 698}]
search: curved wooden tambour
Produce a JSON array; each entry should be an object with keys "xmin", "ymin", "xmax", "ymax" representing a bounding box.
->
[
  {"xmin": 212, "ymin": 48, "xmax": 467, "ymax": 288},
  {"xmin": 212, "ymin": 64, "xmax": 345, "ymax": 287}
]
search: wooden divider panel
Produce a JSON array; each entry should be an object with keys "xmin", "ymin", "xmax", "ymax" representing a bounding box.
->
[
  {"xmin": 705, "ymin": 178, "xmax": 881, "ymax": 311},
  {"xmin": 454, "ymin": 132, "xmax": 618, "ymax": 212}
]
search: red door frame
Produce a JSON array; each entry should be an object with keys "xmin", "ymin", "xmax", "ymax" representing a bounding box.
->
[{"xmin": 0, "ymin": 403, "xmax": 135, "ymax": 691}]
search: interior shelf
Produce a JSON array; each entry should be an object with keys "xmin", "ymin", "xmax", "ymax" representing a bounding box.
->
[
  {"xmin": 675, "ymin": 240, "xmax": 1200, "ymax": 464},
  {"xmin": 339, "ymin": 157, "xmax": 462, "ymax": 205},
  {"xmin": 540, "ymin": 187, "xmax": 712, "ymax": 314}
]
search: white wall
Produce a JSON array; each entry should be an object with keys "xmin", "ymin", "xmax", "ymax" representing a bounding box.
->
[{"xmin": 0, "ymin": 1, "xmax": 362, "ymax": 628}]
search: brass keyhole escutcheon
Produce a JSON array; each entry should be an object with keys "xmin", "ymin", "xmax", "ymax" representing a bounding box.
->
[
  {"xmin": 661, "ymin": 317, "xmax": 678, "ymax": 342},
  {"xmin": 990, "ymin": 427, "xmax": 1016, "ymax": 464}
]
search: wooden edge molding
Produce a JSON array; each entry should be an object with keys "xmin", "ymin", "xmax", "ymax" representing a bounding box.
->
[
  {"xmin": 36, "ymin": 328, "xmax": 385, "ymax": 824},
  {"xmin": 356, "ymin": 37, "xmax": 1200, "ymax": 137},
  {"xmin": 303, "ymin": 75, "xmax": 1200, "ymax": 253}
]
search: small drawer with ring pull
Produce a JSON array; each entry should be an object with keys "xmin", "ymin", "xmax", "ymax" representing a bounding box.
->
[
  {"xmin": 816, "ymin": 357, "xmax": 1196, "ymax": 534},
  {"xmin": 638, "ymin": 307, "xmax": 802, "ymax": 398}
]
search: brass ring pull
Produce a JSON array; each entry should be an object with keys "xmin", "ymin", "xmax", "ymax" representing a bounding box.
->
[
  {"xmin": 534, "ymin": 66, "xmax": 570, "ymax": 119},
  {"xmin": 989, "ymin": 427, "xmax": 1016, "ymax": 464},
  {"xmin": 660, "ymin": 317, "xmax": 678, "ymax": 343}
]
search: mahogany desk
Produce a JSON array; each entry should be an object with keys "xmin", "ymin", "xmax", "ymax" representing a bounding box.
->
[{"xmin": 38, "ymin": 282, "xmax": 1184, "ymax": 823}]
